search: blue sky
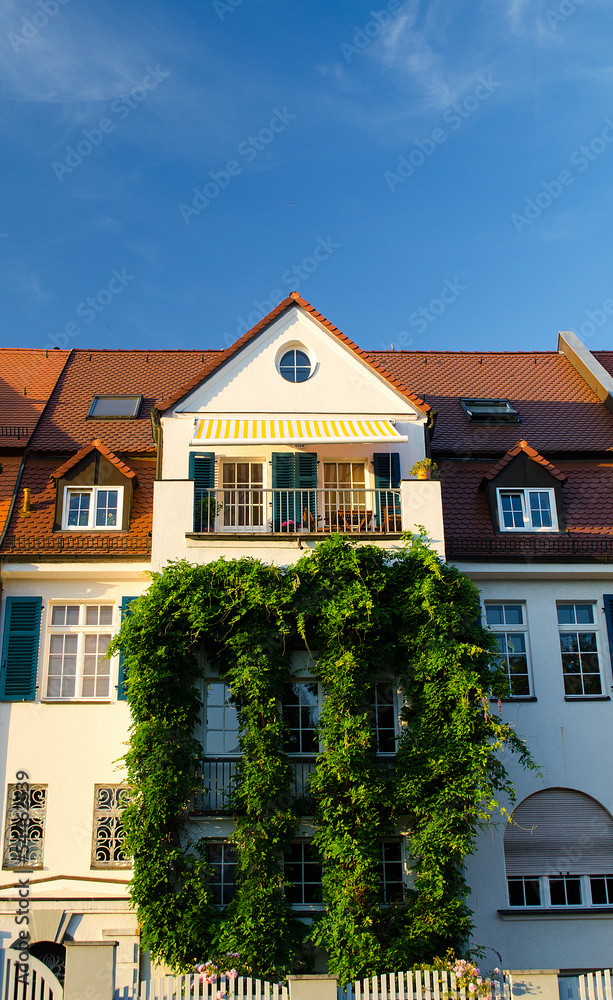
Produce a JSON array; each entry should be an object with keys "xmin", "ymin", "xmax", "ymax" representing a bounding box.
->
[{"xmin": 1, "ymin": 0, "xmax": 613, "ymax": 354}]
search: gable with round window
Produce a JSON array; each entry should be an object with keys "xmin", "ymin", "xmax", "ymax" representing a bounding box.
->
[{"xmin": 278, "ymin": 347, "xmax": 313, "ymax": 383}]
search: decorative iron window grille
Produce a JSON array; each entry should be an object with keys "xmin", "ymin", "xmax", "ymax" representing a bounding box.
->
[
  {"xmin": 3, "ymin": 785, "xmax": 47, "ymax": 870},
  {"xmin": 91, "ymin": 785, "xmax": 130, "ymax": 868}
]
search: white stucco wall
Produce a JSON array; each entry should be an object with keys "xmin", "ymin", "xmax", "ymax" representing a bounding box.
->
[
  {"xmin": 455, "ymin": 562, "xmax": 613, "ymax": 972},
  {"xmin": 0, "ymin": 563, "xmax": 149, "ymax": 983}
]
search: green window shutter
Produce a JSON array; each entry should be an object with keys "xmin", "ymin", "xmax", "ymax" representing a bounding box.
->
[
  {"xmin": 190, "ymin": 453, "xmax": 215, "ymax": 531},
  {"xmin": 0, "ymin": 597, "xmax": 42, "ymax": 702},
  {"xmin": 603, "ymin": 596, "xmax": 613, "ymax": 679},
  {"xmin": 189, "ymin": 452, "xmax": 215, "ymax": 488},
  {"xmin": 373, "ymin": 453, "xmax": 401, "ymax": 530},
  {"xmin": 373, "ymin": 453, "xmax": 401, "ymax": 488},
  {"xmin": 117, "ymin": 596, "xmax": 137, "ymax": 702},
  {"xmin": 295, "ymin": 453, "xmax": 318, "ymax": 524},
  {"xmin": 272, "ymin": 453, "xmax": 296, "ymax": 527}
]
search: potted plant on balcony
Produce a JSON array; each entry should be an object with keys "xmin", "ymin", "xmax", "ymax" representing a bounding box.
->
[
  {"xmin": 409, "ymin": 458, "xmax": 440, "ymax": 480},
  {"xmin": 194, "ymin": 495, "xmax": 224, "ymax": 531}
]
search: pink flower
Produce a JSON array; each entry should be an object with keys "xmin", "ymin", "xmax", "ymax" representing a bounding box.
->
[
  {"xmin": 217, "ymin": 992, "xmax": 226, "ymax": 999},
  {"xmin": 228, "ymin": 971, "xmax": 238, "ymax": 980},
  {"xmin": 469, "ymin": 985, "xmax": 477, "ymax": 992},
  {"xmin": 477, "ymin": 979, "xmax": 483, "ymax": 985}
]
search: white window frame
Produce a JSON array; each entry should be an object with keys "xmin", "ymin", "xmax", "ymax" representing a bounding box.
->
[
  {"xmin": 283, "ymin": 679, "xmax": 322, "ymax": 756},
  {"xmin": 496, "ymin": 487, "xmax": 558, "ymax": 532},
  {"xmin": 507, "ymin": 873, "xmax": 613, "ymax": 909},
  {"xmin": 219, "ymin": 459, "xmax": 266, "ymax": 533},
  {"xmin": 371, "ymin": 680, "xmax": 401, "ymax": 755},
  {"xmin": 557, "ymin": 601, "xmax": 603, "ymax": 699},
  {"xmin": 44, "ymin": 602, "xmax": 118, "ymax": 701},
  {"xmin": 484, "ymin": 601, "xmax": 533, "ymax": 698},
  {"xmin": 203, "ymin": 679, "xmax": 241, "ymax": 756},
  {"xmin": 62, "ymin": 485, "xmax": 124, "ymax": 531},
  {"xmin": 283, "ymin": 839, "xmax": 324, "ymax": 910}
]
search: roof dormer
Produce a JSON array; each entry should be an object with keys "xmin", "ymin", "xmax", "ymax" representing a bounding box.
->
[{"xmin": 480, "ymin": 440, "xmax": 567, "ymax": 534}]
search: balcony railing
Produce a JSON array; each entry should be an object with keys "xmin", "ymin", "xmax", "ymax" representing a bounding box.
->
[
  {"xmin": 446, "ymin": 535, "xmax": 613, "ymax": 562},
  {"xmin": 193, "ymin": 488, "xmax": 402, "ymax": 535},
  {"xmin": 191, "ymin": 758, "xmax": 317, "ymax": 815}
]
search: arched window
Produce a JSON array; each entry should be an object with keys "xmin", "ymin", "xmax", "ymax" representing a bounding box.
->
[{"xmin": 504, "ymin": 788, "xmax": 613, "ymax": 908}]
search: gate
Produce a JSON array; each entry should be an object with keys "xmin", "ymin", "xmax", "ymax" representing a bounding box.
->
[
  {"xmin": 0, "ymin": 950, "xmax": 63, "ymax": 1000},
  {"xmin": 114, "ymin": 974, "xmax": 289, "ymax": 1000}
]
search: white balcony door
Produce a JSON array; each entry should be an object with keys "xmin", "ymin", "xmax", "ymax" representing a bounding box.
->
[{"xmin": 222, "ymin": 461, "xmax": 264, "ymax": 529}]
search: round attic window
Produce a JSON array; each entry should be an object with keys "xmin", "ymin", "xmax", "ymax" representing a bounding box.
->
[{"xmin": 278, "ymin": 348, "xmax": 312, "ymax": 383}]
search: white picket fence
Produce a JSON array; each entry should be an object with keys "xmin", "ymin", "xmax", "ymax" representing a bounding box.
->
[
  {"xmin": 114, "ymin": 975, "xmax": 289, "ymax": 1000},
  {"xmin": 114, "ymin": 970, "xmax": 510, "ymax": 1000},
  {"xmin": 559, "ymin": 972, "xmax": 613, "ymax": 1000},
  {"xmin": 340, "ymin": 971, "xmax": 509, "ymax": 1000}
]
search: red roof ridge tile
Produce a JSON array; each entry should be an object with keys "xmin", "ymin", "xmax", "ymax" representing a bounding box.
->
[
  {"xmin": 157, "ymin": 293, "xmax": 430, "ymax": 414},
  {"xmin": 51, "ymin": 439, "xmax": 137, "ymax": 480},
  {"xmin": 481, "ymin": 439, "xmax": 567, "ymax": 483}
]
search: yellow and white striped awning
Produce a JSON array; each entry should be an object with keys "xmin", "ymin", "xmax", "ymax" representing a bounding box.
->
[{"xmin": 191, "ymin": 417, "xmax": 408, "ymax": 445}]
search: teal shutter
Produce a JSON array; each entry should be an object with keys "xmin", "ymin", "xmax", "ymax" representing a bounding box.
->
[
  {"xmin": 272, "ymin": 453, "xmax": 318, "ymax": 529},
  {"xmin": 190, "ymin": 452, "xmax": 215, "ymax": 531},
  {"xmin": 373, "ymin": 453, "xmax": 401, "ymax": 530},
  {"xmin": 272, "ymin": 453, "xmax": 297, "ymax": 528},
  {"xmin": 603, "ymin": 596, "xmax": 613, "ymax": 679},
  {"xmin": 295, "ymin": 453, "xmax": 318, "ymax": 524},
  {"xmin": 117, "ymin": 596, "xmax": 137, "ymax": 701},
  {"xmin": 0, "ymin": 597, "xmax": 42, "ymax": 702}
]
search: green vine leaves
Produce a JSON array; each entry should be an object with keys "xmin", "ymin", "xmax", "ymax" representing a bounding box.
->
[{"xmin": 111, "ymin": 536, "xmax": 536, "ymax": 980}]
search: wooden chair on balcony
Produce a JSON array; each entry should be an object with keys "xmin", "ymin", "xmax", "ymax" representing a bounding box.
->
[{"xmin": 336, "ymin": 509, "xmax": 373, "ymax": 532}]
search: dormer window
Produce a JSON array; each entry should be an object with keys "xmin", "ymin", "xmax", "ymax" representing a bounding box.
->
[
  {"xmin": 497, "ymin": 488, "xmax": 558, "ymax": 532},
  {"xmin": 63, "ymin": 487, "xmax": 123, "ymax": 530},
  {"xmin": 461, "ymin": 398, "xmax": 519, "ymax": 422},
  {"xmin": 52, "ymin": 440, "xmax": 136, "ymax": 534},
  {"xmin": 88, "ymin": 395, "xmax": 142, "ymax": 419}
]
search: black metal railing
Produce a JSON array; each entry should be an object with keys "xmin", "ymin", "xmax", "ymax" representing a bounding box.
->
[
  {"xmin": 446, "ymin": 535, "xmax": 613, "ymax": 561},
  {"xmin": 1, "ymin": 535, "xmax": 151, "ymax": 555},
  {"xmin": 193, "ymin": 488, "xmax": 402, "ymax": 535},
  {"xmin": 191, "ymin": 758, "xmax": 318, "ymax": 815}
]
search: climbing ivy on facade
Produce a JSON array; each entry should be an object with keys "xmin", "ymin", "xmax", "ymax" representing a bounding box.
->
[{"xmin": 111, "ymin": 535, "xmax": 535, "ymax": 981}]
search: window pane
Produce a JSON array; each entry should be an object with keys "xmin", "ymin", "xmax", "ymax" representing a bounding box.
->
[
  {"xmin": 501, "ymin": 493, "xmax": 524, "ymax": 528},
  {"xmin": 90, "ymin": 395, "xmax": 141, "ymax": 417},
  {"xmin": 591, "ymin": 877, "xmax": 608, "ymax": 905},
  {"xmin": 486, "ymin": 605, "xmax": 504, "ymax": 625},
  {"xmin": 529, "ymin": 492, "xmax": 552, "ymax": 528},
  {"xmin": 524, "ymin": 879, "xmax": 541, "ymax": 906},
  {"xmin": 557, "ymin": 605, "xmax": 575, "ymax": 625},
  {"xmin": 504, "ymin": 604, "xmax": 524, "ymax": 625},
  {"xmin": 67, "ymin": 492, "xmax": 90, "ymax": 527},
  {"xmin": 508, "ymin": 879, "xmax": 526, "ymax": 906},
  {"xmin": 95, "ymin": 490, "xmax": 118, "ymax": 528},
  {"xmin": 575, "ymin": 605, "xmax": 594, "ymax": 624},
  {"xmin": 549, "ymin": 878, "xmax": 566, "ymax": 905}
]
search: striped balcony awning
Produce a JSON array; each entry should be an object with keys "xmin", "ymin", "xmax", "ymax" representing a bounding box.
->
[{"xmin": 190, "ymin": 417, "xmax": 408, "ymax": 445}]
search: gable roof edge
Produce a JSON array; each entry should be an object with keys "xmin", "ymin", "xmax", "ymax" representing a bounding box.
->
[
  {"xmin": 51, "ymin": 439, "xmax": 137, "ymax": 481},
  {"xmin": 480, "ymin": 439, "xmax": 568, "ymax": 486},
  {"xmin": 158, "ymin": 293, "xmax": 430, "ymax": 415}
]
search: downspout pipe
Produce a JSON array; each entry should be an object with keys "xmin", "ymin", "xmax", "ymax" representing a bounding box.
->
[{"xmin": 150, "ymin": 408, "xmax": 163, "ymax": 480}]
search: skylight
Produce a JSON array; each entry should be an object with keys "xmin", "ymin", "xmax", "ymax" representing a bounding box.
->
[
  {"xmin": 88, "ymin": 395, "xmax": 142, "ymax": 419},
  {"xmin": 460, "ymin": 398, "xmax": 519, "ymax": 423}
]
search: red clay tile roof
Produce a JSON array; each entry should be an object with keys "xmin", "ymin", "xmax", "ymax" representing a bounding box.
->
[
  {"xmin": 440, "ymin": 459, "xmax": 613, "ymax": 540},
  {"xmin": 370, "ymin": 351, "xmax": 613, "ymax": 453},
  {"xmin": 1, "ymin": 456, "xmax": 154, "ymax": 557},
  {"xmin": 481, "ymin": 440, "xmax": 567, "ymax": 483},
  {"xmin": 0, "ymin": 455, "xmax": 25, "ymax": 540},
  {"xmin": 594, "ymin": 352, "xmax": 613, "ymax": 379},
  {"xmin": 29, "ymin": 350, "xmax": 220, "ymax": 453},
  {"xmin": 51, "ymin": 440, "xmax": 137, "ymax": 480},
  {"xmin": 0, "ymin": 349, "xmax": 70, "ymax": 443},
  {"xmin": 158, "ymin": 293, "xmax": 430, "ymax": 415}
]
